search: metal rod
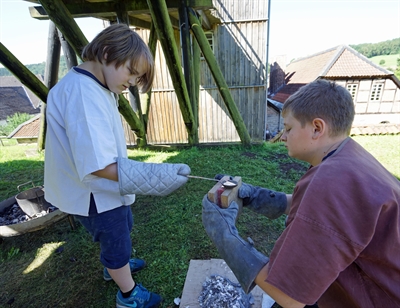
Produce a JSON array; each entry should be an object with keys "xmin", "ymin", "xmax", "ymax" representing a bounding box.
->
[{"xmin": 187, "ymin": 175, "xmax": 219, "ymax": 182}]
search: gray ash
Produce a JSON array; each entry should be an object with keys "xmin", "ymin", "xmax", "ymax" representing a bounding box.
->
[
  {"xmin": 199, "ymin": 275, "xmax": 253, "ymax": 308},
  {"xmin": 0, "ymin": 203, "xmax": 57, "ymax": 226}
]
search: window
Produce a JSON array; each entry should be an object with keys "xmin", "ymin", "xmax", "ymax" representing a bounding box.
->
[
  {"xmin": 369, "ymin": 82, "xmax": 384, "ymax": 101},
  {"xmin": 346, "ymin": 83, "xmax": 358, "ymax": 101},
  {"xmin": 200, "ymin": 32, "xmax": 214, "ymax": 59}
]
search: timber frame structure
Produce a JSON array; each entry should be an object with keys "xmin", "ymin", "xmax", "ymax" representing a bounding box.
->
[{"xmin": 0, "ymin": 0, "xmax": 252, "ymax": 148}]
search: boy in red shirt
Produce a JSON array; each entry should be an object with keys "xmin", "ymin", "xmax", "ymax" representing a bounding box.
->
[{"xmin": 203, "ymin": 80, "xmax": 400, "ymax": 307}]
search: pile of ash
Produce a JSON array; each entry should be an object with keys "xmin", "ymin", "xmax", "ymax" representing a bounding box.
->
[
  {"xmin": 199, "ymin": 274, "xmax": 254, "ymax": 308},
  {"xmin": 0, "ymin": 203, "xmax": 57, "ymax": 226}
]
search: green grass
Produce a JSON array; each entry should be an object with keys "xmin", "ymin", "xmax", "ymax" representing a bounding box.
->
[
  {"xmin": 0, "ymin": 138, "xmax": 17, "ymax": 147},
  {"xmin": 0, "ymin": 135, "xmax": 398, "ymax": 307},
  {"xmin": 352, "ymin": 135, "xmax": 400, "ymax": 178},
  {"xmin": 369, "ymin": 54, "xmax": 399, "ymax": 69}
]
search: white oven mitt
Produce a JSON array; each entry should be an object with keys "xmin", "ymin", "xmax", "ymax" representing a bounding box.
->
[{"xmin": 116, "ymin": 157, "xmax": 191, "ymax": 196}]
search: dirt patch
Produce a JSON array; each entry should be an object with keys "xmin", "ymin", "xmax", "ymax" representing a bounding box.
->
[
  {"xmin": 241, "ymin": 152, "xmax": 257, "ymax": 159},
  {"xmin": 279, "ymin": 161, "xmax": 308, "ymax": 174}
]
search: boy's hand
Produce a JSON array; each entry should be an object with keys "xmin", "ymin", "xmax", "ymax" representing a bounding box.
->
[
  {"xmin": 202, "ymin": 195, "xmax": 269, "ymax": 293},
  {"xmin": 214, "ymin": 174, "xmax": 287, "ymax": 219},
  {"xmin": 117, "ymin": 157, "xmax": 190, "ymax": 196}
]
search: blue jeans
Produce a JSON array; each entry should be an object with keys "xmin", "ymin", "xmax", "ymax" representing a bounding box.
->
[{"xmin": 75, "ymin": 194, "xmax": 133, "ymax": 269}]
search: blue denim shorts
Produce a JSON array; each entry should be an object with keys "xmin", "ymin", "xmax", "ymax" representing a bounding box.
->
[{"xmin": 74, "ymin": 194, "xmax": 133, "ymax": 269}]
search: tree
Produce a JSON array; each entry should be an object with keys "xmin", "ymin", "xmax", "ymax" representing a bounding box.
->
[{"xmin": 379, "ymin": 59, "xmax": 386, "ymax": 65}]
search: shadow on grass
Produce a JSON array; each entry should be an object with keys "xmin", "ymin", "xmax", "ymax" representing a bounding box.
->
[
  {"xmin": 0, "ymin": 218, "xmax": 119, "ymax": 307},
  {"xmin": 0, "ymin": 144, "xmax": 305, "ymax": 307}
]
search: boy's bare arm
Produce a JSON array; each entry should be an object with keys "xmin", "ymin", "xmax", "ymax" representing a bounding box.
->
[
  {"xmin": 92, "ymin": 163, "xmax": 118, "ymax": 181},
  {"xmin": 255, "ymin": 265, "xmax": 305, "ymax": 308}
]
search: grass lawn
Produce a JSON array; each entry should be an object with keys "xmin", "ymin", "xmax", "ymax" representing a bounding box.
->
[
  {"xmin": 369, "ymin": 54, "xmax": 400, "ymax": 70},
  {"xmin": 0, "ymin": 135, "xmax": 399, "ymax": 307}
]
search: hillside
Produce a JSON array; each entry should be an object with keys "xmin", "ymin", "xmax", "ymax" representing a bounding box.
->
[
  {"xmin": 369, "ymin": 54, "xmax": 400, "ymax": 71},
  {"xmin": 350, "ymin": 38, "xmax": 400, "ymax": 58},
  {"xmin": 0, "ymin": 56, "xmax": 76, "ymax": 80}
]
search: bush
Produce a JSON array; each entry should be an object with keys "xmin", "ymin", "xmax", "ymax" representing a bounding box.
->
[{"xmin": 0, "ymin": 112, "xmax": 33, "ymax": 136}]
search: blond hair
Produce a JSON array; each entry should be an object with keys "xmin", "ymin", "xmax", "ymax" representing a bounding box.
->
[
  {"xmin": 82, "ymin": 24, "xmax": 154, "ymax": 92},
  {"xmin": 282, "ymin": 79, "xmax": 355, "ymax": 136}
]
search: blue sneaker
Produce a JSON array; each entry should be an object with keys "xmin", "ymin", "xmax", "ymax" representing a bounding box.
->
[
  {"xmin": 103, "ymin": 259, "xmax": 146, "ymax": 281},
  {"xmin": 116, "ymin": 283, "xmax": 162, "ymax": 308}
]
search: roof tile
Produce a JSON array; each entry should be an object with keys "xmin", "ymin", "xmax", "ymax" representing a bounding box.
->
[{"xmin": 326, "ymin": 48, "xmax": 389, "ymax": 77}]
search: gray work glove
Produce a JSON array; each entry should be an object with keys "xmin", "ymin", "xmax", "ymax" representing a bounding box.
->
[
  {"xmin": 117, "ymin": 157, "xmax": 191, "ymax": 196},
  {"xmin": 238, "ymin": 183, "xmax": 287, "ymax": 219},
  {"xmin": 214, "ymin": 174, "xmax": 287, "ymax": 219},
  {"xmin": 202, "ymin": 195, "xmax": 269, "ymax": 293}
]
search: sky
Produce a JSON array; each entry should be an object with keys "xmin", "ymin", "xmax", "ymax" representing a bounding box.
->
[{"xmin": 0, "ymin": 0, "xmax": 399, "ymax": 67}]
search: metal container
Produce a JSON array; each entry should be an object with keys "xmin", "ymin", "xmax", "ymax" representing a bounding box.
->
[
  {"xmin": 15, "ymin": 182, "xmax": 51, "ymax": 217},
  {"xmin": 0, "ymin": 195, "xmax": 68, "ymax": 238}
]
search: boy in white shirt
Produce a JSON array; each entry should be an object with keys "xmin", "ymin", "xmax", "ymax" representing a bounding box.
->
[{"xmin": 44, "ymin": 24, "xmax": 190, "ymax": 308}]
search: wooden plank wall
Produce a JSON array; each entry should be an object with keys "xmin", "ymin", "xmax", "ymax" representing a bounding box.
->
[{"xmin": 122, "ymin": 0, "xmax": 269, "ymax": 145}]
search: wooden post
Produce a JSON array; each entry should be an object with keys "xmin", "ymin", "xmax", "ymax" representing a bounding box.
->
[
  {"xmin": 142, "ymin": 22, "xmax": 158, "ymax": 129},
  {"xmin": 128, "ymin": 85, "xmax": 144, "ymax": 131},
  {"xmin": 179, "ymin": 2, "xmax": 198, "ymax": 129},
  {"xmin": 38, "ymin": 21, "xmax": 62, "ymax": 151},
  {"xmin": 192, "ymin": 14, "xmax": 201, "ymax": 129},
  {"xmin": 57, "ymin": 29, "xmax": 78, "ymax": 69},
  {"xmin": 146, "ymin": 0, "xmax": 198, "ymax": 145},
  {"xmin": 44, "ymin": 22, "xmax": 61, "ymax": 89},
  {"xmin": 187, "ymin": 9, "xmax": 252, "ymax": 146},
  {"xmin": 179, "ymin": 4, "xmax": 190, "ymax": 87},
  {"xmin": 117, "ymin": 95, "xmax": 147, "ymax": 147}
]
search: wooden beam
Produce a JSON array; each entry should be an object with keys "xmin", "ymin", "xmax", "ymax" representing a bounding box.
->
[
  {"xmin": 29, "ymin": 0, "xmax": 213, "ymax": 18},
  {"xmin": 188, "ymin": 9, "xmax": 251, "ymax": 146},
  {"xmin": 0, "ymin": 42, "xmax": 48, "ymax": 103},
  {"xmin": 38, "ymin": 0, "xmax": 89, "ymax": 58},
  {"xmin": 115, "ymin": 1, "xmax": 129, "ymax": 25},
  {"xmin": 128, "ymin": 16, "xmax": 152, "ymax": 29},
  {"xmin": 197, "ymin": 10, "xmax": 211, "ymax": 30},
  {"xmin": 147, "ymin": 0, "xmax": 198, "ymax": 145},
  {"xmin": 30, "ymin": 0, "xmax": 213, "ymax": 18}
]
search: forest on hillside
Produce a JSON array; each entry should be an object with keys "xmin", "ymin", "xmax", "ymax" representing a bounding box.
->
[
  {"xmin": 0, "ymin": 56, "xmax": 74, "ymax": 80},
  {"xmin": 350, "ymin": 38, "xmax": 400, "ymax": 58}
]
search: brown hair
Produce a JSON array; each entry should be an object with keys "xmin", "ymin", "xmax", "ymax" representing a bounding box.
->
[
  {"xmin": 81, "ymin": 23, "xmax": 154, "ymax": 92},
  {"xmin": 282, "ymin": 79, "xmax": 355, "ymax": 136}
]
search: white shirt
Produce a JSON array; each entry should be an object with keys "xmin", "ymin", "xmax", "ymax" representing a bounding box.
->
[{"xmin": 44, "ymin": 68, "xmax": 135, "ymax": 216}]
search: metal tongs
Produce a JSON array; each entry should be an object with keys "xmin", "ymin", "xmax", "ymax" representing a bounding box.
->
[{"xmin": 187, "ymin": 175, "xmax": 238, "ymax": 188}]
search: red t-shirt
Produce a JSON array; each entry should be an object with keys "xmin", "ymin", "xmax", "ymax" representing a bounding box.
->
[{"xmin": 266, "ymin": 138, "xmax": 400, "ymax": 307}]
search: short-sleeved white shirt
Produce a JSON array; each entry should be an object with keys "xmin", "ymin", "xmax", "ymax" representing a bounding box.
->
[{"xmin": 44, "ymin": 68, "xmax": 135, "ymax": 216}]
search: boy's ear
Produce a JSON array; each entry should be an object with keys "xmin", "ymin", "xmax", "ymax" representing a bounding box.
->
[{"xmin": 311, "ymin": 118, "xmax": 326, "ymax": 139}]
